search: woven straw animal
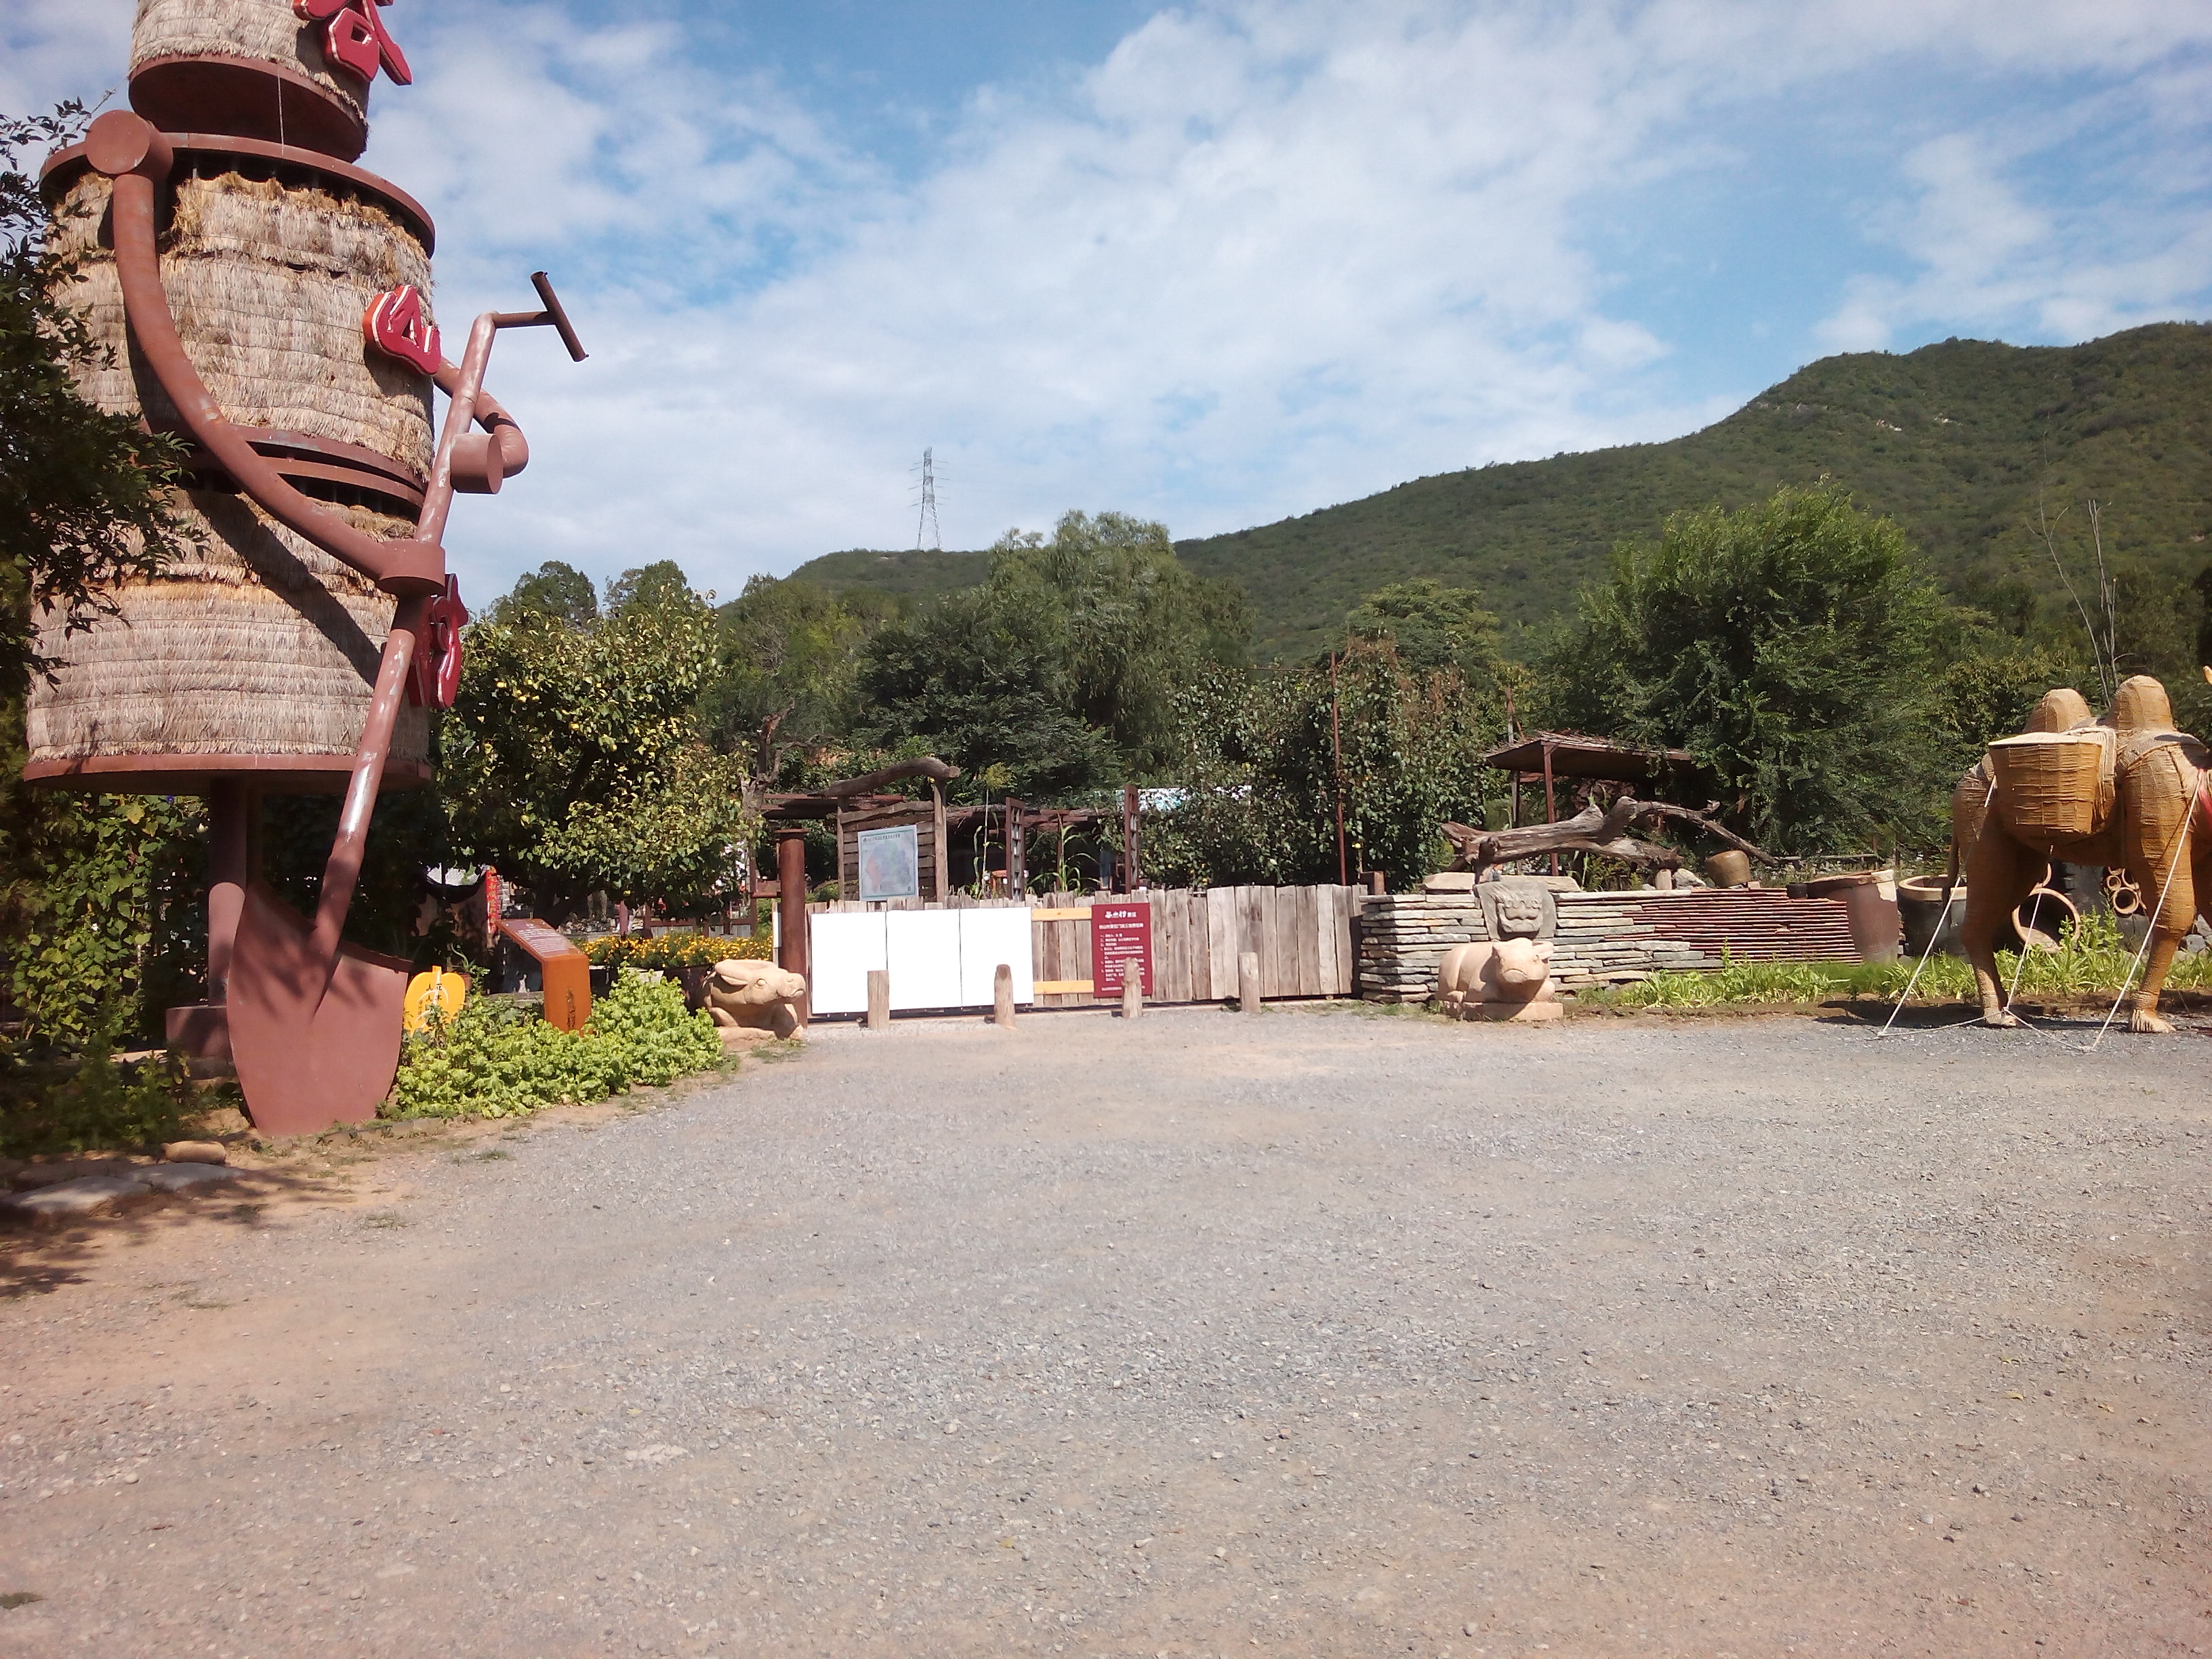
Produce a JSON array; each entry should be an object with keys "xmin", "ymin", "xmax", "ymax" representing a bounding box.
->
[{"xmin": 1951, "ymin": 676, "xmax": 2212, "ymax": 1032}]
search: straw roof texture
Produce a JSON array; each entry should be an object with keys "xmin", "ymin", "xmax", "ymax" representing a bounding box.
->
[
  {"xmin": 26, "ymin": 490, "xmax": 428, "ymax": 769},
  {"xmin": 54, "ymin": 170, "xmax": 433, "ymax": 473},
  {"xmin": 132, "ymin": 0, "xmax": 367, "ymax": 127}
]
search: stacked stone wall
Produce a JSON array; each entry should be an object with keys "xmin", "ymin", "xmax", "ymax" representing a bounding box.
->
[{"xmin": 1355, "ymin": 890, "xmax": 1860, "ymax": 1001}]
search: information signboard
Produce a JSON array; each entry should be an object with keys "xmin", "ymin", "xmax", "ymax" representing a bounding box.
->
[
  {"xmin": 857, "ymin": 823, "xmax": 920, "ymax": 902},
  {"xmin": 499, "ymin": 917, "xmax": 592, "ymax": 1031},
  {"xmin": 1091, "ymin": 899, "xmax": 1152, "ymax": 997}
]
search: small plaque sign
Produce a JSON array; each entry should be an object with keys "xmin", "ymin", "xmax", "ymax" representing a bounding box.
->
[
  {"xmin": 1092, "ymin": 900, "xmax": 1152, "ymax": 998},
  {"xmin": 498, "ymin": 917, "xmax": 591, "ymax": 1031}
]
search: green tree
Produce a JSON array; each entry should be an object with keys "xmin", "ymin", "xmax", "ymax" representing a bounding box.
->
[
  {"xmin": 3, "ymin": 105, "xmax": 204, "ymax": 1054},
  {"xmin": 1540, "ymin": 482, "xmax": 1950, "ymax": 853},
  {"xmin": 2, "ymin": 104, "xmax": 195, "ymax": 691},
  {"xmin": 441, "ymin": 562, "xmax": 754, "ymax": 921},
  {"xmin": 1345, "ymin": 577, "xmax": 1502, "ymax": 688},
  {"xmin": 492, "ymin": 558, "xmax": 598, "ymax": 628},
  {"xmin": 703, "ymin": 575, "xmax": 895, "ymax": 782},
  {"xmin": 859, "ymin": 510, "xmax": 1249, "ymax": 794},
  {"xmin": 1149, "ymin": 639, "xmax": 1498, "ymax": 888}
]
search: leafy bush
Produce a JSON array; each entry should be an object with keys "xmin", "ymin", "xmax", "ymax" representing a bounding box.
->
[
  {"xmin": 583, "ymin": 931, "xmax": 771, "ymax": 970},
  {"xmin": 1582, "ymin": 914, "xmax": 2212, "ymax": 1010},
  {"xmin": 385, "ymin": 973, "xmax": 724, "ymax": 1120},
  {"xmin": 0, "ymin": 1010, "xmax": 187, "ymax": 1155}
]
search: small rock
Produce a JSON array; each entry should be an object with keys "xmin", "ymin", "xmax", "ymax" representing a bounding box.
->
[
  {"xmin": 1, "ymin": 1176, "xmax": 148, "ymax": 1225},
  {"xmin": 162, "ymin": 1141, "xmax": 228, "ymax": 1166},
  {"xmin": 136, "ymin": 1163, "xmax": 243, "ymax": 1193}
]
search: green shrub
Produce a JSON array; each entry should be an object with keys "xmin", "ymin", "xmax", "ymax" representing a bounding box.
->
[
  {"xmin": 0, "ymin": 1007, "xmax": 187, "ymax": 1155},
  {"xmin": 386, "ymin": 973, "xmax": 724, "ymax": 1120},
  {"xmin": 1584, "ymin": 913, "xmax": 2212, "ymax": 1010}
]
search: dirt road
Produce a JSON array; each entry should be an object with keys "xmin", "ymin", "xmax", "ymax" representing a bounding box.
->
[{"xmin": 1, "ymin": 1003, "xmax": 2207, "ymax": 1657}]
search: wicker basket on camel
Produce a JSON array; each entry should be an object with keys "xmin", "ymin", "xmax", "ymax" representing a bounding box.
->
[
  {"xmin": 24, "ymin": 0, "xmax": 432, "ymax": 793},
  {"xmin": 1987, "ymin": 728, "xmax": 2116, "ymax": 845}
]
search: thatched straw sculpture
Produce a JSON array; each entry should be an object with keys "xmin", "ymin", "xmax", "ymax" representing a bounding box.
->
[{"xmin": 26, "ymin": 1, "xmax": 432, "ymax": 791}]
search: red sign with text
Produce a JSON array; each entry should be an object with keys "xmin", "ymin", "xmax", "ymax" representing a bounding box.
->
[{"xmin": 1092, "ymin": 900, "xmax": 1152, "ymax": 998}]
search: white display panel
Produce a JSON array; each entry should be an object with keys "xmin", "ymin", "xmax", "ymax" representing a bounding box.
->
[
  {"xmin": 804, "ymin": 907, "xmax": 1038, "ymax": 1015},
  {"xmin": 958, "ymin": 906, "xmax": 1036, "ymax": 1006},
  {"xmin": 885, "ymin": 910, "xmax": 965, "ymax": 1009},
  {"xmin": 808, "ymin": 911, "xmax": 887, "ymax": 1015}
]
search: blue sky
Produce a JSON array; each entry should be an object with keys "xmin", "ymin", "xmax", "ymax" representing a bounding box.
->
[{"xmin": 7, "ymin": 1, "xmax": 2211, "ymax": 607}]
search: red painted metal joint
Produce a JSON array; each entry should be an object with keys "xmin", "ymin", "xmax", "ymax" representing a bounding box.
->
[{"xmin": 406, "ymin": 576, "xmax": 468, "ymax": 708}]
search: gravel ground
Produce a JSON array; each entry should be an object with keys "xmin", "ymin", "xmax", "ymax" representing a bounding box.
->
[{"xmin": 1, "ymin": 1002, "xmax": 2207, "ymax": 1658}]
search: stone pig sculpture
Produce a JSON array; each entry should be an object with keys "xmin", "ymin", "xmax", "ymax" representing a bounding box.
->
[
  {"xmin": 703, "ymin": 958, "xmax": 806, "ymax": 1046},
  {"xmin": 1436, "ymin": 937, "xmax": 1561, "ymax": 1022}
]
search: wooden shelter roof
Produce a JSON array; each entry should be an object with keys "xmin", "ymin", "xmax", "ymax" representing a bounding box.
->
[{"xmin": 1481, "ymin": 731, "xmax": 1704, "ymax": 783}]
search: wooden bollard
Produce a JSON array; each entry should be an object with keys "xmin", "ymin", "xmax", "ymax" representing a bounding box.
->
[
  {"xmin": 865, "ymin": 968, "xmax": 890, "ymax": 1031},
  {"xmin": 1120, "ymin": 975, "xmax": 1143, "ymax": 1021},
  {"xmin": 1238, "ymin": 950, "xmax": 1263, "ymax": 1015},
  {"xmin": 993, "ymin": 963, "xmax": 1015, "ymax": 1029}
]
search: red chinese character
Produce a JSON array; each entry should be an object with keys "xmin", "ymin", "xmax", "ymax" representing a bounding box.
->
[
  {"xmin": 294, "ymin": 0, "xmax": 413, "ymax": 88},
  {"xmin": 362, "ymin": 284, "xmax": 441, "ymax": 375}
]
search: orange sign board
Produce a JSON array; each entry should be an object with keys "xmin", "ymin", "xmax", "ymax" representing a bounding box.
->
[{"xmin": 498, "ymin": 917, "xmax": 591, "ymax": 1031}]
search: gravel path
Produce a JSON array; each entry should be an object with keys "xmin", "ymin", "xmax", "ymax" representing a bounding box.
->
[{"xmin": 1, "ymin": 1002, "xmax": 2207, "ymax": 1657}]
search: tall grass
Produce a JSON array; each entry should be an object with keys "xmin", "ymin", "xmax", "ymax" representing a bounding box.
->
[{"xmin": 1582, "ymin": 913, "xmax": 2212, "ymax": 1010}]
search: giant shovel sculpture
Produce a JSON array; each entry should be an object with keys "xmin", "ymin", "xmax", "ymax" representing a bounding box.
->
[{"xmin": 87, "ymin": 109, "xmax": 585, "ymax": 1135}]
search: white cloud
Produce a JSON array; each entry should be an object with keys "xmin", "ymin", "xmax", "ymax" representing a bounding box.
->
[{"xmin": 10, "ymin": 1, "xmax": 2212, "ymax": 607}]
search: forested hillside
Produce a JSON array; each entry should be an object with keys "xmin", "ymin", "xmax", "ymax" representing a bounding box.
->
[{"xmin": 790, "ymin": 322, "xmax": 2211, "ymax": 661}]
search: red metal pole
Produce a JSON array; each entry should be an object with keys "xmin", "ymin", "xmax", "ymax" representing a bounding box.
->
[{"xmin": 205, "ymin": 777, "xmax": 249, "ymax": 1003}]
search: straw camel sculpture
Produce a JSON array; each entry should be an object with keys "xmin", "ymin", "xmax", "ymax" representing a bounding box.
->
[
  {"xmin": 1952, "ymin": 675, "xmax": 2212, "ymax": 1033},
  {"xmin": 26, "ymin": 0, "xmax": 582, "ymax": 1132}
]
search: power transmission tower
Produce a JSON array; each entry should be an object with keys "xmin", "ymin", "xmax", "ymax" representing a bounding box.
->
[{"xmin": 912, "ymin": 447, "xmax": 941, "ymax": 552}]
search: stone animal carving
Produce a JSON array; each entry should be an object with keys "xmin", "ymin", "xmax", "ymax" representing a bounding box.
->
[
  {"xmin": 703, "ymin": 959, "xmax": 806, "ymax": 1046},
  {"xmin": 1436, "ymin": 938, "xmax": 1561, "ymax": 1021},
  {"xmin": 1953, "ymin": 676, "xmax": 2212, "ymax": 1032}
]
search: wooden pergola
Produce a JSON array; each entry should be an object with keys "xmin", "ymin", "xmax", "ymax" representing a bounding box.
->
[{"xmin": 1482, "ymin": 731, "xmax": 1708, "ymax": 829}]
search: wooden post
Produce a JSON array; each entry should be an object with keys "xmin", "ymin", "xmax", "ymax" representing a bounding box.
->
[
  {"xmin": 865, "ymin": 968, "xmax": 889, "ymax": 1030},
  {"xmin": 1121, "ymin": 974, "xmax": 1143, "ymax": 1021},
  {"xmin": 1122, "ymin": 783, "xmax": 1142, "ymax": 893},
  {"xmin": 1238, "ymin": 949, "xmax": 1263, "ymax": 1015},
  {"xmin": 1330, "ymin": 652, "xmax": 1347, "ymax": 887},
  {"xmin": 931, "ymin": 781, "xmax": 948, "ymax": 903},
  {"xmin": 776, "ymin": 825, "xmax": 811, "ymax": 1030},
  {"xmin": 994, "ymin": 962, "xmax": 1015, "ymax": 1029},
  {"xmin": 1007, "ymin": 797, "xmax": 1027, "ymax": 899},
  {"xmin": 1367, "ymin": 870, "xmax": 1386, "ymax": 896},
  {"xmin": 1542, "ymin": 737, "xmax": 1559, "ymax": 878}
]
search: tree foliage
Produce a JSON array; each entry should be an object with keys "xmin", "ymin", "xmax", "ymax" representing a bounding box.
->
[
  {"xmin": 1345, "ymin": 576, "xmax": 1502, "ymax": 688},
  {"xmin": 1540, "ymin": 483, "xmax": 1952, "ymax": 853},
  {"xmin": 1148, "ymin": 639, "xmax": 1500, "ymax": 888},
  {"xmin": 2, "ymin": 104, "xmax": 196, "ymax": 690},
  {"xmin": 703, "ymin": 575, "xmax": 896, "ymax": 782},
  {"xmin": 857, "ymin": 510, "xmax": 1248, "ymax": 796},
  {"xmin": 442, "ymin": 563, "xmax": 754, "ymax": 920}
]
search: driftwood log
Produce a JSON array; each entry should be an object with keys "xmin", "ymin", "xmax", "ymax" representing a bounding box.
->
[{"xmin": 1441, "ymin": 797, "xmax": 1778, "ymax": 878}]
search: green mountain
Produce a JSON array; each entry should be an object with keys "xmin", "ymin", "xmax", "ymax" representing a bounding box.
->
[{"xmin": 790, "ymin": 322, "xmax": 2212, "ymax": 661}]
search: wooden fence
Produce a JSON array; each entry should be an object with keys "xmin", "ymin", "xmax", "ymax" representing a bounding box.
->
[{"xmin": 1027, "ymin": 886, "xmax": 1359, "ymax": 1007}]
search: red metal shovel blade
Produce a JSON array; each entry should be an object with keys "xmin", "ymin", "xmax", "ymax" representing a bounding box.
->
[{"xmin": 226, "ymin": 880, "xmax": 409, "ymax": 1137}]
